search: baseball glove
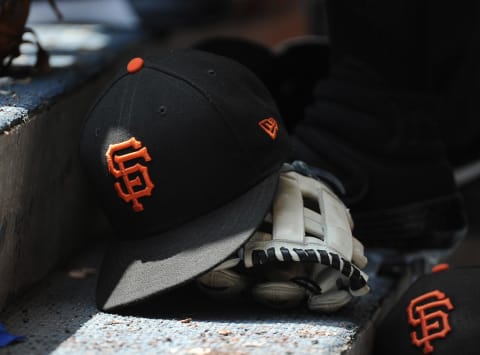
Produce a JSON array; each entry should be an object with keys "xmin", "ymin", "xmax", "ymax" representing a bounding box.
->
[
  {"xmin": 0, "ymin": 0, "xmax": 62, "ymax": 74},
  {"xmin": 196, "ymin": 161, "xmax": 369, "ymax": 313}
]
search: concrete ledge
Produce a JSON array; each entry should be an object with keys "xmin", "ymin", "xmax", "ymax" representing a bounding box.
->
[
  {"xmin": 1, "ymin": 246, "xmax": 403, "ymax": 355},
  {"xmin": 0, "ymin": 24, "xmax": 141, "ymax": 311},
  {"xmin": 0, "ymin": 24, "xmax": 140, "ymax": 132}
]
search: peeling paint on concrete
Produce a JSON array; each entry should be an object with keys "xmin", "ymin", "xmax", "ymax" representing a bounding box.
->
[{"xmin": 0, "ymin": 107, "xmax": 29, "ymax": 132}]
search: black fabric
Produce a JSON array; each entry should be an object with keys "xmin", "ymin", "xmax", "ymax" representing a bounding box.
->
[
  {"xmin": 291, "ymin": 129, "xmax": 467, "ymax": 247},
  {"xmin": 193, "ymin": 37, "xmax": 277, "ymax": 93},
  {"xmin": 274, "ymin": 38, "xmax": 330, "ymax": 131},
  {"xmin": 374, "ymin": 267, "xmax": 480, "ymax": 355},
  {"xmin": 292, "ymin": 91, "xmax": 457, "ymax": 211},
  {"xmin": 80, "ymin": 49, "xmax": 291, "ymax": 311},
  {"xmin": 290, "ymin": 2, "xmax": 473, "ymax": 246},
  {"xmin": 325, "ymin": 0, "xmax": 480, "ymax": 164}
]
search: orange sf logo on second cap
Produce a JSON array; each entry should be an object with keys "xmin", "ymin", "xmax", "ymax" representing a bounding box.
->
[
  {"xmin": 407, "ymin": 289, "xmax": 454, "ymax": 354},
  {"xmin": 106, "ymin": 137, "xmax": 154, "ymax": 212},
  {"xmin": 259, "ymin": 117, "xmax": 279, "ymax": 140}
]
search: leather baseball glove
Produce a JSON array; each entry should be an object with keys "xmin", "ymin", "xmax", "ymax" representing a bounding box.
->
[
  {"xmin": 0, "ymin": 0, "xmax": 62, "ymax": 74},
  {"xmin": 197, "ymin": 161, "xmax": 370, "ymax": 313}
]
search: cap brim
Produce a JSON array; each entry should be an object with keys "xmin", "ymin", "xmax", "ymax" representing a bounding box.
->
[{"xmin": 96, "ymin": 172, "xmax": 279, "ymax": 312}]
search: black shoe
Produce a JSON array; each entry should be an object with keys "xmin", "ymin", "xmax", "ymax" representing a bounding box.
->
[{"xmin": 292, "ymin": 76, "xmax": 468, "ymax": 249}]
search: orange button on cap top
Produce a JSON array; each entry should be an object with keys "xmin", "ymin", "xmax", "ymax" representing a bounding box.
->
[
  {"xmin": 432, "ymin": 263, "xmax": 450, "ymax": 273},
  {"xmin": 127, "ymin": 57, "xmax": 144, "ymax": 73}
]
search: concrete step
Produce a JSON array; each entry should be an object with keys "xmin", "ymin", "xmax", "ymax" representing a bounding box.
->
[
  {"xmin": 0, "ymin": 24, "xmax": 142, "ymax": 312},
  {"xmin": 1, "ymin": 245, "xmax": 413, "ymax": 355}
]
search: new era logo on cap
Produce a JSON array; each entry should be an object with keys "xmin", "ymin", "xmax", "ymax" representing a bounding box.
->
[
  {"xmin": 80, "ymin": 49, "xmax": 291, "ymax": 311},
  {"xmin": 259, "ymin": 117, "xmax": 279, "ymax": 140}
]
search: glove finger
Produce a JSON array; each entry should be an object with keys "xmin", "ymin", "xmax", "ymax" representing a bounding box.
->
[
  {"xmin": 252, "ymin": 281, "xmax": 306, "ymax": 309},
  {"xmin": 196, "ymin": 269, "xmax": 252, "ymax": 302},
  {"xmin": 257, "ymin": 261, "xmax": 310, "ymax": 281},
  {"xmin": 308, "ymin": 289, "xmax": 352, "ymax": 313},
  {"xmin": 314, "ymin": 264, "xmax": 370, "ymax": 298},
  {"xmin": 352, "ymin": 237, "xmax": 368, "ymax": 269},
  {"xmin": 314, "ymin": 267, "xmax": 347, "ymax": 294},
  {"xmin": 350, "ymin": 282, "xmax": 370, "ymax": 297}
]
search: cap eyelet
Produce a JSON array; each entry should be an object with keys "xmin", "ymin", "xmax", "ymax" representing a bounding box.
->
[
  {"xmin": 157, "ymin": 105, "xmax": 167, "ymax": 116},
  {"xmin": 208, "ymin": 69, "xmax": 216, "ymax": 76}
]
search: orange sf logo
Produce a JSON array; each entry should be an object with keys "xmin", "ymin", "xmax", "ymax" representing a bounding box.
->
[
  {"xmin": 259, "ymin": 117, "xmax": 278, "ymax": 140},
  {"xmin": 407, "ymin": 290, "xmax": 454, "ymax": 354},
  {"xmin": 106, "ymin": 137, "xmax": 155, "ymax": 212}
]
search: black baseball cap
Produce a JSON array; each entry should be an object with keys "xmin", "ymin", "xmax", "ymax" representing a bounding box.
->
[
  {"xmin": 374, "ymin": 264, "xmax": 480, "ymax": 355},
  {"xmin": 80, "ymin": 49, "xmax": 291, "ymax": 312}
]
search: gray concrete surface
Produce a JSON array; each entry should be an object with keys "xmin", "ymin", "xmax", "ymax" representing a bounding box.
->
[
  {"xmin": 1, "ymin": 247, "xmax": 404, "ymax": 355},
  {"xmin": 0, "ymin": 24, "xmax": 142, "ymax": 311}
]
